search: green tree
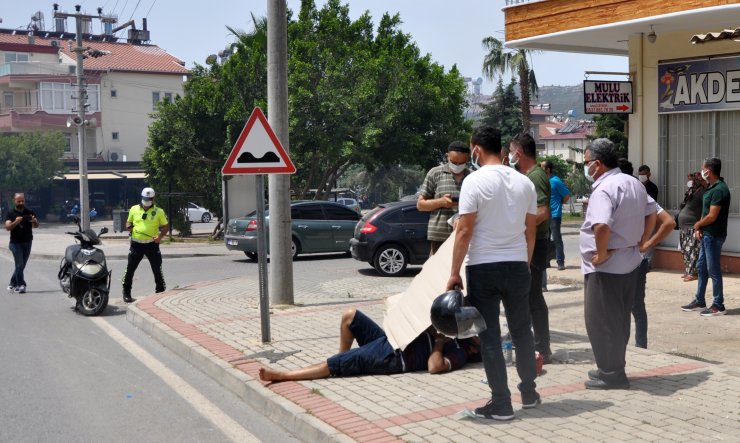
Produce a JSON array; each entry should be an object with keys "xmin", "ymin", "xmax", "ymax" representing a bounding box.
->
[
  {"xmin": 0, "ymin": 132, "xmax": 65, "ymax": 204},
  {"xmin": 143, "ymin": 16, "xmax": 268, "ymax": 218},
  {"xmin": 537, "ymin": 154, "xmax": 570, "ymax": 180},
  {"xmin": 481, "ymin": 37, "xmax": 539, "ymax": 134},
  {"xmin": 480, "ymin": 78, "xmax": 522, "ymax": 142},
  {"xmin": 341, "ymin": 163, "xmax": 424, "ymax": 204},
  {"xmin": 593, "ymin": 113, "xmax": 628, "ymax": 158}
]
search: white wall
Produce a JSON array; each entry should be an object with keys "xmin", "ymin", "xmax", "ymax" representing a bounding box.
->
[{"xmin": 99, "ymin": 71, "xmax": 185, "ymax": 162}]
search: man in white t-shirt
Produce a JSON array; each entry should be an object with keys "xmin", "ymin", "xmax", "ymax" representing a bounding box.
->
[{"xmin": 446, "ymin": 125, "xmax": 540, "ymax": 421}]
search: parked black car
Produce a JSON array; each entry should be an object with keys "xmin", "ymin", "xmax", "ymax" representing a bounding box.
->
[{"xmin": 349, "ymin": 201, "xmax": 430, "ymax": 276}]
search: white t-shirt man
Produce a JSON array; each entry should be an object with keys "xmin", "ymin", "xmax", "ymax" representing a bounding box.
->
[{"xmin": 458, "ymin": 164, "xmax": 538, "ymax": 265}]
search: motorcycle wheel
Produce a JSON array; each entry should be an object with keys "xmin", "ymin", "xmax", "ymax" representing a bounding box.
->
[{"xmin": 77, "ymin": 288, "xmax": 109, "ymax": 316}]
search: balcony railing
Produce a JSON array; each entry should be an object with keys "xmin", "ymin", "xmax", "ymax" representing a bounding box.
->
[{"xmin": 0, "ymin": 62, "xmax": 75, "ymax": 77}]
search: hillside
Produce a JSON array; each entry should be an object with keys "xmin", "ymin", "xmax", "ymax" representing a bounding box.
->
[{"xmin": 534, "ymin": 84, "xmax": 593, "ymax": 118}]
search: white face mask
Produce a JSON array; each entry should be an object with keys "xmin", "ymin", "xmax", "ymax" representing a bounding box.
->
[
  {"xmin": 701, "ymin": 170, "xmax": 710, "ymax": 181},
  {"xmin": 142, "ymin": 199, "xmax": 153, "ymax": 208},
  {"xmin": 448, "ymin": 161, "xmax": 466, "ymax": 174},
  {"xmin": 471, "ymin": 147, "xmax": 481, "ymax": 171},
  {"xmin": 687, "ymin": 180, "xmax": 694, "ymax": 188},
  {"xmin": 508, "ymin": 152, "xmax": 519, "ymax": 168},
  {"xmin": 638, "ymin": 175, "xmax": 648, "ymax": 183},
  {"xmin": 584, "ymin": 162, "xmax": 595, "ymax": 183}
]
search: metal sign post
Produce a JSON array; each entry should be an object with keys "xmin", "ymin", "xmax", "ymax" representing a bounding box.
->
[{"xmin": 255, "ymin": 174, "xmax": 270, "ymax": 343}]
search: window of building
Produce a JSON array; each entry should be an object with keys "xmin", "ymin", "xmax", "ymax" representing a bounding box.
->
[
  {"xmin": 3, "ymin": 91, "xmax": 13, "ymax": 109},
  {"xmin": 63, "ymin": 133, "xmax": 72, "ymax": 153},
  {"xmin": 111, "ymin": 89, "xmax": 117, "ymax": 98},
  {"xmin": 112, "ymin": 132, "xmax": 119, "ymax": 141},
  {"xmin": 152, "ymin": 91, "xmax": 160, "ymax": 110},
  {"xmin": 659, "ymin": 110, "xmax": 740, "ymax": 214},
  {"xmin": 164, "ymin": 92, "xmax": 172, "ymax": 103},
  {"xmin": 4, "ymin": 52, "xmax": 29, "ymax": 63},
  {"xmin": 39, "ymin": 82, "xmax": 100, "ymax": 114}
]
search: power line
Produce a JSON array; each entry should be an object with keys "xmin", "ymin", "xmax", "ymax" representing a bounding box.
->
[
  {"xmin": 127, "ymin": 0, "xmax": 142, "ymax": 22},
  {"xmin": 145, "ymin": 0, "xmax": 158, "ymax": 18}
]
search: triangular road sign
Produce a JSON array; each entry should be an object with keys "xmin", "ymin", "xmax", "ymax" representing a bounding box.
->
[{"xmin": 222, "ymin": 107, "xmax": 296, "ymax": 175}]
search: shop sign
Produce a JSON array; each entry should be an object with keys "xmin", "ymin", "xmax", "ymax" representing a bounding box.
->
[
  {"xmin": 583, "ymin": 80, "xmax": 633, "ymax": 114},
  {"xmin": 658, "ymin": 56, "xmax": 740, "ymax": 114}
]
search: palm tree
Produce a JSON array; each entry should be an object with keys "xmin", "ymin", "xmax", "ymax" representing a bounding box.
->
[{"xmin": 481, "ymin": 37, "xmax": 539, "ymax": 134}]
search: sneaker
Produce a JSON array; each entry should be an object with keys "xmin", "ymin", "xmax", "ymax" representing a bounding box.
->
[
  {"xmin": 17, "ymin": 285, "xmax": 26, "ymax": 294},
  {"xmin": 474, "ymin": 400, "xmax": 515, "ymax": 421},
  {"xmin": 700, "ymin": 305, "xmax": 726, "ymax": 317},
  {"xmin": 588, "ymin": 368, "xmax": 602, "ymax": 380},
  {"xmin": 521, "ymin": 391, "xmax": 541, "ymax": 409},
  {"xmin": 7, "ymin": 285, "xmax": 15, "ymax": 292},
  {"xmin": 557, "ymin": 263, "xmax": 566, "ymax": 271},
  {"xmin": 681, "ymin": 300, "xmax": 706, "ymax": 312}
]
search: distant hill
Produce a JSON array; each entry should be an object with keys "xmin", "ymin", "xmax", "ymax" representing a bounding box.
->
[{"xmin": 534, "ymin": 84, "xmax": 593, "ymax": 119}]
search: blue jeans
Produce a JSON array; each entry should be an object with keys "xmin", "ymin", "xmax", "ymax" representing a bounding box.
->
[
  {"xmin": 694, "ymin": 234, "xmax": 726, "ymax": 308},
  {"xmin": 632, "ymin": 258, "xmax": 650, "ymax": 348},
  {"xmin": 551, "ymin": 216, "xmax": 564, "ymax": 265},
  {"xmin": 9, "ymin": 241, "xmax": 33, "ymax": 287},
  {"xmin": 467, "ymin": 262, "xmax": 537, "ymax": 408}
]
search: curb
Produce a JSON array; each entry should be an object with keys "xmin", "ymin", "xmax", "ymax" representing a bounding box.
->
[{"xmin": 126, "ymin": 301, "xmax": 353, "ymax": 443}]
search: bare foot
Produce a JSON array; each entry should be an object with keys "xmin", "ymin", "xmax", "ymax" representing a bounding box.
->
[{"xmin": 259, "ymin": 367, "xmax": 283, "ymax": 382}]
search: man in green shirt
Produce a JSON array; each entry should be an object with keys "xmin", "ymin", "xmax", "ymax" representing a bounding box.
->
[
  {"xmin": 417, "ymin": 141, "xmax": 471, "ymax": 256},
  {"xmin": 510, "ymin": 133, "xmax": 552, "ymax": 362},
  {"xmin": 121, "ymin": 187, "xmax": 170, "ymax": 303},
  {"xmin": 681, "ymin": 157, "xmax": 731, "ymax": 316}
]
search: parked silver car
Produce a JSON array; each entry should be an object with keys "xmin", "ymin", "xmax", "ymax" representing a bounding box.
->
[
  {"xmin": 336, "ymin": 197, "xmax": 361, "ymax": 213},
  {"xmin": 186, "ymin": 202, "xmax": 212, "ymax": 223}
]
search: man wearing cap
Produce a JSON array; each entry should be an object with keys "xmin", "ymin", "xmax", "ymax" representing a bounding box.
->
[
  {"xmin": 121, "ymin": 187, "xmax": 169, "ymax": 303},
  {"xmin": 418, "ymin": 141, "xmax": 471, "ymax": 256}
]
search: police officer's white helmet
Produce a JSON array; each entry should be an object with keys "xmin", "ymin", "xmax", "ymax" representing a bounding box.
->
[{"xmin": 141, "ymin": 187, "xmax": 156, "ymax": 198}]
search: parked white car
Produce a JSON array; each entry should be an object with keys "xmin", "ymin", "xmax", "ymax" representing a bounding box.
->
[
  {"xmin": 186, "ymin": 202, "xmax": 212, "ymax": 223},
  {"xmin": 336, "ymin": 198, "xmax": 361, "ymax": 213}
]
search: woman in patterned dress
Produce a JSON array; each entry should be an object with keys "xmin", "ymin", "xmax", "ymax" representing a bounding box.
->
[{"xmin": 676, "ymin": 172, "xmax": 707, "ymax": 282}]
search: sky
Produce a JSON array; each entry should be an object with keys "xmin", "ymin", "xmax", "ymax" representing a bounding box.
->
[{"xmin": 2, "ymin": 0, "xmax": 627, "ymax": 94}]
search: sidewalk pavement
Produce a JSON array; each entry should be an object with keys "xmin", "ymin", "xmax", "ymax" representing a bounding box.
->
[{"xmin": 6, "ymin": 223, "xmax": 740, "ymax": 442}]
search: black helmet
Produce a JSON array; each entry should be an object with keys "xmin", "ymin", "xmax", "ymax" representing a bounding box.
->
[{"xmin": 430, "ymin": 290, "xmax": 487, "ymax": 338}]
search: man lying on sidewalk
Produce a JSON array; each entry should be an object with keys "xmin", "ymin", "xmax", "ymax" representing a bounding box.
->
[{"xmin": 259, "ymin": 308, "xmax": 481, "ymax": 382}]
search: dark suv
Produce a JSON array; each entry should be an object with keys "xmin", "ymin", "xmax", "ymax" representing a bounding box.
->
[{"xmin": 349, "ymin": 201, "xmax": 430, "ymax": 276}]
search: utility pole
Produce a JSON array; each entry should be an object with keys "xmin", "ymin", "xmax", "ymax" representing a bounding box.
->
[
  {"xmin": 54, "ymin": 4, "xmax": 100, "ymax": 231},
  {"xmin": 267, "ymin": 0, "xmax": 294, "ymax": 305}
]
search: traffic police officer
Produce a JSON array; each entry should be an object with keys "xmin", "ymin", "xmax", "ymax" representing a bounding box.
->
[{"xmin": 121, "ymin": 187, "xmax": 169, "ymax": 303}]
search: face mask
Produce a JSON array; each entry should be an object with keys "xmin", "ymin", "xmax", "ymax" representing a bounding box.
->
[
  {"xmin": 142, "ymin": 199, "xmax": 153, "ymax": 208},
  {"xmin": 448, "ymin": 161, "xmax": 466, "ymax": 174},
  {"xmin": 701, "ymin": 170, "xmax": 709, "ymax": 181},
  {"xmin": 638, "ymin": 175, "xmax": 648, "ymax": 183},
  {"xmin": 508, "ymin": 153, "xmax": 519, "ymax": 168},
  {"xmin": 584, "ymin": 163, "xmax": 595, "ymax": 183},
  {"xmin": 687, "ymin": 180, "xmax": 694, "ymax": 188}
]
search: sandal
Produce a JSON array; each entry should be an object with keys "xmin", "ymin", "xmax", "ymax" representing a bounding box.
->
[{"xmin": 683, "ymin": 275, "xmax": 697, "ymax": 282}]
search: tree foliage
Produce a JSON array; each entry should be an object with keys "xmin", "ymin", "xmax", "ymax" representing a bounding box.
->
[
  {"xmin": 341, "ymin": 163, "xmax": 424, "ymax": 203},
  {"xmin": 593, "ymin": 113, "xmax": 628, "ymax": 158},
  {"xmin": 480, "ymin": 78, "xmax": 522, "ymax": 143},
  {"xmin": 144, "ymin": 0, "xmax": 469, "ymax": 210},
  {"xmin": 0, "ymin": 132, "xmax": 65, "ymax": 203},
  {"xmin": 481, "ymin": 37, "xmax": 539, "ymax": 134}
]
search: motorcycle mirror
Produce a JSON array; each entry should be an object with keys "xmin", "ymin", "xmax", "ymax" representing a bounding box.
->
[{"xmin": 99, "ymin": 227, "xmax": 108, "ymax": 235}]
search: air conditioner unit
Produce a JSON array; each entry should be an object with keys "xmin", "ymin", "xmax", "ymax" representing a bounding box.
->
[{"xmin": 109, "ymin": 149, "xmax": 123, "ymax": 162}]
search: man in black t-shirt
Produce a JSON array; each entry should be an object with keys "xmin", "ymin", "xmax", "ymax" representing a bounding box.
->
[
  {"xmin": 259, "ymin": 309, "xmax": 480, "ymax": 382},
  {"xmin": 4, "ymin": 193, "xmax": 39, "ymax": 293}
]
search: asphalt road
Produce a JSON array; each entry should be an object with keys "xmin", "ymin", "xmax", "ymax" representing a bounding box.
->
[{"xmin": 0, "ymin": 249, "xmax": 301, "ymax": 442}]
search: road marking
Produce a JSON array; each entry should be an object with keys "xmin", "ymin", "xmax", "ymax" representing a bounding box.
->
[{"xmin": 91, "ymin": 317, "xmax": 259, "ymax": 443}]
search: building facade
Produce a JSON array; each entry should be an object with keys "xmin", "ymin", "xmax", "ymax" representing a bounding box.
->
[{"xmin": 504, "ymin": 0, "xmax": 740, "ymax": 267}]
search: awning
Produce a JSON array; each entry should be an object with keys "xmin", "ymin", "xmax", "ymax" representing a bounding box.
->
[
  {"xmin": 54, "ymin": 171, "xmax": 148, "ymax": 180},
  {"xmin": 691, "ymin": 28, "xmax": 740, "ymax": 44}
]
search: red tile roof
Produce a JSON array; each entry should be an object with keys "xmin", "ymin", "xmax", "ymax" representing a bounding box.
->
[{"xmin": 0, "ymin": 31, "xmax": 188, "ymax": 75}]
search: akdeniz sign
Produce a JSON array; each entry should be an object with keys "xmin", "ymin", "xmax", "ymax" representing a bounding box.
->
[
  {"xmin": 658, "ymin": 56, "xmax": 740, "ymax": 114},
  {"xmin": 583, "ymin": 80, "xmax": 633, "ymax": 114}
]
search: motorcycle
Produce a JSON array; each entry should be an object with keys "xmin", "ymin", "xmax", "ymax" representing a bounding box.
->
[{"xmin": 58, "ymin": 218, "xmax": 112, "ymax": 316}]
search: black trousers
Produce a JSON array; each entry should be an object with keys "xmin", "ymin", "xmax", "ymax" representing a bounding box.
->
[
  {"xmin": 584, "ymin": 267, "xmax": 639, "ymax": 376},
  {"xmin": 529, "ymin": 238, "xmax": 551, "ymax": 355},
  {"xmin": 121, "ymin": 241, "xmax": 166, "ymax": 295}
]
